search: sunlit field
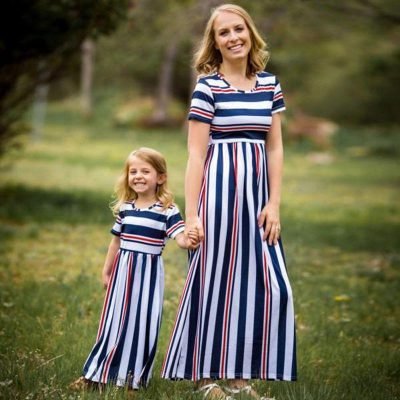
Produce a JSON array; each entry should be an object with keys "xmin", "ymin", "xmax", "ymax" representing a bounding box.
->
[{"xmin": 0, "ymin": 96, "xmax": 399, "ymax": 399}]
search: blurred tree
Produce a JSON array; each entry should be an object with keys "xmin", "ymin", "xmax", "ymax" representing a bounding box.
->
[
  {"xmin": 94, "ymin": 0, "xmax": 223, "ymax": 119},
  {"xmin": 284, "ymin": 0, "xmax": 400, "ymax": 124},
  {"xmin": 149, "ymin": 0, "xmax": 222, "ymax": 126},
  {"xmin": 0, "ymin": 0, "xmax": 130, "ymax": 155},
  {"xmin": 319, "ymin": 0, "xmax": 400, "ymax": 25},
  {"xmin": 236, "ymin": 0, "xmax": 400, "ymax": 124},
  {"xmin": 31, "ymin": 62, "xmax": 50, "ymax": 141},
  {"xmin": 81, "ymin": 38, "xmax": 95, "ymax": 118},
  {"xmin": 51, "ymin": 0, "xmax": 399, "ymax": 127}
]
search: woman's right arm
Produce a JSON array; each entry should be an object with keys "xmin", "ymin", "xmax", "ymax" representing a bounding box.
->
[
  {"xmin": 102, "ymin": 235, "xmax": 120, "ymax": 288},
  {"xmin": 184, "ymin": 119, "xmax": 210, "ymax": 242}
]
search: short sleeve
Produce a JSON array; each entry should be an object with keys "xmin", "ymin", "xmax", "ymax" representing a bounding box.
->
[
  {"xmin": 110, "ymin": 210, "xmax": 123, "ymax": 236},
  {"xmin": 271, "ymin": 77, "xmax": 286, "ymax": 114},
  {"xmin": 166, "ymin": 205, "xmax": 185, "ymax": 239},
  {"xmin": 188, "ymin": 78, "xmax": 215, "ymax": 124}
]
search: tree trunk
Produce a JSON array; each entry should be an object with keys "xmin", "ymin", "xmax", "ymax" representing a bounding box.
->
[
  {"xmin": 183, "ymin": 0, "xmax": 220, "ymax": 131},
  {"xmin": 81, "ymin": 38, "xmax": 95, "ymax": 117},
  {"xmin": 151, "ymin": 38, "xmax": 179, "ymax": 125},
  {"xmin": 31, "ymin": 62, "xmax": 50, "ymax": 141}
]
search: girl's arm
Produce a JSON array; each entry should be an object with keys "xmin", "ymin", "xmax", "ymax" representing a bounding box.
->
[
  {"xmin": 102, "ymin": 235, "xmax": 120, "ymax": 288},
  {"xmin": 184, "ymin": 120, "xmax": 210, "ymax": 241},
  {"xmin": 258, "ymin": 113, "xmax": 284, "ymax": 245}
]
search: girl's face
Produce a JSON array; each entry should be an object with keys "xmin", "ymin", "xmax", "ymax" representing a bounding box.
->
[
  {"xmin": 213, "ymin": 11, "xmax": 251, "ymax": 65},
  {"xmin": 128, "ymin": 156, "xmax": 164, "ymax": 200}
]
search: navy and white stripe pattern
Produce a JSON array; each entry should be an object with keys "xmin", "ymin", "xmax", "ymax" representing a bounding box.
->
[
  {"xmin": 162, "ymin": 73, "xmax": 296, "ymax": 381},
  {"xmin": 83, "ymin": 202, "xmax": 184, "ymax": 388},
  {"xmin": 188, "ymin": 72, "xmax": 285, "ymax": 141},
  {"xmin": 111, "ymin": 202, "xmax": 185, "ymax": 255}
]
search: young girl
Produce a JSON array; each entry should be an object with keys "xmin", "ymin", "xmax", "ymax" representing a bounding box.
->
[{"xmin": 71, "ymin": 147, "xmax": 197, "ymax": 391}]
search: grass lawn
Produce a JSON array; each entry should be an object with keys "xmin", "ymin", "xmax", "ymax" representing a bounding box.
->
[{"xmin": 0, "ymin": 97, "xmax": 399, "ymax": 399}]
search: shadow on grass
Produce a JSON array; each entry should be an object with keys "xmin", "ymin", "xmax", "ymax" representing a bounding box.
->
[
  {"xmin": 0, "ymin": 270, "xmax": 102, "ymax": 399},
  {"xmin": 1, "ymin": 183, "xmax": 398, "ymax": 253},
  {"xmin": 0, "ymin": 184, "xmax": 112, "ymax": 225},
  {"xmin": 0, "ymin": 270, "xmax": 196, "ymax": 400},
  {"xmin": 0, "ymin": 184, "xmax": 185, "ymax": 225},
  {"xmin": 285, "ymin": 218, "xmax": 400, "ymax": 253}
]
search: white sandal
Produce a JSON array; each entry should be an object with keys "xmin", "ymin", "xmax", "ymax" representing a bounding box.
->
[
  {"xmin": 224, "ymin": 384, "xmax": 275, "ymax": 400},
  {"xmin": 196, "ymin": 383, "xmax": 233, "ymax": 399}
]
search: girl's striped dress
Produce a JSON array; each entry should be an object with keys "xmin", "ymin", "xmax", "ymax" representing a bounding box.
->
[
  {"xmin": 83, "ymin": 201, "xmax": 184, "ymax": 389},
  {"xmin": 162, "ymin": 72, "xmax": 297, "ymax": 381}
]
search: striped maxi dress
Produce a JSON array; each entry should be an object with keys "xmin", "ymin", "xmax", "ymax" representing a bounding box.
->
[
  {"xmin": 162, "ymin": 72, "xmax": 297, "ymax": 381},
  {"xmin": 83, "ymin": 201, "xmax": 185, "ymax": 389}
]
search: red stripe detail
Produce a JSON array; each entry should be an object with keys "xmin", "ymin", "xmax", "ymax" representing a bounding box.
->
[
  {"xmin": 162, "ymin": 147, "xmax": 214, "ymax": 379},
  {"xmin": 255, "ymin": 144, "xmax": 261, "ymax": 184},
  {"xmin": 261, "ymin": 252, "xmax": 270, "ymax": 378},
  {"xmin": 211, "ymin": 124, "xmax": 268, "ymax": 132},
  {"xmin": 190, "ymin": 107, "xmax": 213, "ymax": 118},
  {"xmin": 166, "ymin": 220, "xmax": 185, "ymax": 236},
  {"xmin": 211, "ymin": 87, "xmax": 236, "ymax": 93},
  {"xmin": 96, "ymin": 251, "xmax": 120, "ymax": 341},
  {"xmin": 161, "ymin": 251, "xmax": 199, "ymax": 375},
  {"xmin": 101, "ymin": 253, "xmax": 133, "ymax": 382},
  {"xmin": 121, "ymin": 233, "xmax": 163, "ymax": 245},
  {"xmin": 192, "ymin": 145, "xmax": 213, "ymax": 380},
  {"xmin": 256, "ymin": 85, "xmax": 274, "ymax": 91},
  {"xmin": 220, "ymin": 143, "xmax": 239, "ymax": 377}
]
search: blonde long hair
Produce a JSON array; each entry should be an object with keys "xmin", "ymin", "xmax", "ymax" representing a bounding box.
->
[
  {"xmin": 111, "ymin": 147, "xmax": 173, "ymax": 215},
  {"xmin": 194, "ymin": 4, "xmax": 269, "ymax": 78}
]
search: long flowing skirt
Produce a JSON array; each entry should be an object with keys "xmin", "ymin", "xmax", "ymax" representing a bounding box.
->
[
  {"xmin": 83, "ymin": 250, "xmax": 164, "ymax": 388},
  {"xmin": 162, "ymin": 139, "xmax": 296, "ymax": 381}
]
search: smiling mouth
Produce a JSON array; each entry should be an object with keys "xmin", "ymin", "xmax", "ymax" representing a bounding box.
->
[{"xmin": 229, "ymin": 44, "xmax": 243, "ymax": 51}]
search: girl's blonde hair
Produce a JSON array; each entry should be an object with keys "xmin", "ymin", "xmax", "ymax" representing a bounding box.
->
[
  {"xmin": 194, "ymin": 4, "xmax": 269, "ymax": 78},
  {"xmin": 111, "ymin": 147, "xmax": 173, "ymax": 215}
]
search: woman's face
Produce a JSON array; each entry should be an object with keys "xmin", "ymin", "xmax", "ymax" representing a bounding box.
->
[{"xmin": 213, "ymin": 11, "xmax": 251, "ymax": 65}]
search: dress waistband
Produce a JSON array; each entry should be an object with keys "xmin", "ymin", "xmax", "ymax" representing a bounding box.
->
[
  {"xmin": 210, "ymin": 137, "xmax": 265, "ymax": 144},
  {"xmin": 209, "ymin": 130, "xmax": 266, "ymax": 144},
  {"xmin": 119, "ymin": 242, "xmax": 162, "ymax": 256}
]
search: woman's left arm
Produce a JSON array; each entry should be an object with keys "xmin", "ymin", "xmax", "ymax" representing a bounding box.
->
[{"xmin": 258, "ymin": 112, "xmax": 284, "ymax": 245}]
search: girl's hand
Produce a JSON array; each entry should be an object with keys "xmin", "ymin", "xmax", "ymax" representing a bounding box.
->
[
  {"xmin": 185, "ymin": 216, "xmax": 204, "ymax": 242},
  {"xmin": 186, "ymin": 229, "xmax": 200, "ymax": 249},
  {"xmin": 258, "ymin": 202, "xmax": 281, "ymax": 246},
  {"xmin": 175, "ymin": 230, "xmax": 199, "ymax": 250}
]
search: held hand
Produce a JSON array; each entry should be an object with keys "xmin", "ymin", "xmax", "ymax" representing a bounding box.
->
[
  {"xmin": 186, "ymin": 229, "xmax": 200, "ymax": 249},
  {"xmin": 185, "ymin": 216, "xmax": 205, "ymax": 243},
  {"xmin": 258, "ymin": 203, "xmax": 281, "ymax": 246},
  {"xmin": 175, "ymin": 230, "xmax": 199, "ymax": 250}
]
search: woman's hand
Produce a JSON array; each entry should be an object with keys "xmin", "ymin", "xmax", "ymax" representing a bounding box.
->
[
  {"xmin": 185, "ymin": 216, "xmax": 204, "ymax": 249},
  {"xmin": 102, "ymin": 270, "xmax": 111, "ymax": 289},
  {"xmin": 101, "ymin": 236, "xmax": 120, "ymax": 289},
  {"xmin": 258, "ymin": 202, "xmax": 281, "ymax": 246},
  {"xmin": 175, "ymin": 229, "xmax": 200, "ymax": 250}
]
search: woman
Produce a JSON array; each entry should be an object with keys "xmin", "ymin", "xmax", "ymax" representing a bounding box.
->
[{"xmin": 162, "ymin": 4, "xmax": 296, "ymax": 399}]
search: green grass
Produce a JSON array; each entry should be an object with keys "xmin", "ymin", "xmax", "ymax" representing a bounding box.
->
[{"xmin": 0, "ymin": 98, "xmax": 399, "ymax": 399}]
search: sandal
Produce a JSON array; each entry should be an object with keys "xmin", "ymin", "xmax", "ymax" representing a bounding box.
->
[
  {"xmin": 196, "ymin": 382, "xmax": 233, "ymax": 399},
  {"xmin": 69, "ymin": 376, "xmax": 97, "ymax": 391},
  {"xmin": 224, "ymin": 384, "xmax": 275, "ymax": 400}
]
